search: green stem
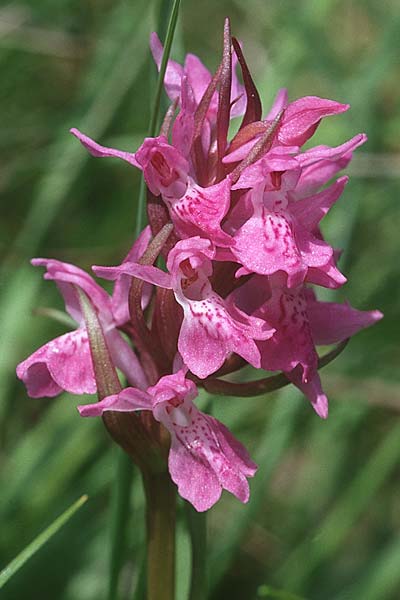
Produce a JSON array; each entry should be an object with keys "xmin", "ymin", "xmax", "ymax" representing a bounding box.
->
[
  {"xmin": 143, "ymin": 469, "xmax": 176, "ymax": 600},
  {"xmin": 107, "ymin": 450, "xmax": 134, "ymax": 600},
  {"xmin": 135, "ymin": 0, "xmax": 181, "ymax": 234},
  {"xmin": 186, "ymin": 505, "xmax": 208, "ymax": 600}
]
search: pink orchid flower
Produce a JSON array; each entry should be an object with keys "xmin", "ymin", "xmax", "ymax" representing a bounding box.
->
[
  {"xmin": 16, "ymin": 235, "xmax": 151, "ymax": 397},
  {"xmin": 78, "ymin": 370, "xmax": 257, "ymax": 511},
  {"xmin": 230, "ymin": 176, "xmax": 348, "ymax": 288},
  {"xmin": 93, "ymin": 236, "xmax": 274, "ymax": 379},
  {"xmin": 234, "ymin": 276, "xmax": 382, "ymax": 417}
]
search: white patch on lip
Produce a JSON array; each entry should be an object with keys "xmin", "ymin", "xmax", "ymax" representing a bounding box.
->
[{"xmin": 169, "ymin": 406, "xmax": 191, "ymax": 427}]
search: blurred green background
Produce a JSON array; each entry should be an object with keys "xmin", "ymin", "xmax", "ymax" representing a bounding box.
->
[{"xmin": 0, "ymin": 0, "xmax": 399, "ymax": 598}]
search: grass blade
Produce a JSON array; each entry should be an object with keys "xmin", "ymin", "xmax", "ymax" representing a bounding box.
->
[{"xmin": 0, "ymin": 495, "xmax": 88, "ymax": 589}]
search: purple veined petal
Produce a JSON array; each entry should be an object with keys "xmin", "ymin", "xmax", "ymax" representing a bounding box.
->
[
  {"xmin": 278, "ymin": 96, "xmax": 350, "ymax": 146},
  {"xmin": 232, "ymin": 200, "xmax": 307, "ymax": 288},
  {"xmin": 111, "ymin": 226, "xmax": 153, "ymax": 325},
  {"xmin": 286, "ymin": 367, "xmax": 329, "ymax": 419},
  {"xmin": 150, "ymin": 32, "xmax": 185, "ymax": 102},
  {"xmin": 177, "ymin": 294, "xmax": 268, "ymax": 378},
  {"xmin": 160, "ymin": 402, "xmax": 256, "ymax": 511},
  {"xmin": 165, "ymin": 177, "xmax": 234, "ymax": 247},
  {"xmin": 78, "ymin": 386, "xmax": 151, "ymax": 417},
  {"xmin": 32, "ymin": 258, "xmax": 112, "ymax": 325},
  {"xmin": 168, "ymin": 435, "xmax": 224, "ymax": 511},
  {"xmin": 70, "ymin": 128, "xmax": 139, "ymax": 167},
  {"xmin": 257, "ymin": 285, "xmax": 318, "ymax": 377},
  {"xmin": 264, "ymin": 87, "xmax": 288, "ymax": 121},
  {"xmin": 17, "ymin": 328, "xmax": 97, "ymax": 398},
  {"xmin": 292, "ymin": 176, "xmax": 348, "ymax": 231},
  {"xmin": 106, "ymin": 329, "xmax": 148, "ymax": 390},
  {"xmin": 93, "ymin": 263, "xmax": 172, "ymax": 289},
  {"xmin": 307, "ymin": 300, "xmax": 383, "ymax": 346}
]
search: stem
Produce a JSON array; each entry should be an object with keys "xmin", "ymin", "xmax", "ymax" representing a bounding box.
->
[
  {"xmin": 143, "ymin": 469, "xmax": 176, "ymax": 600},
  {"xmin": 107, "ymin": 450, "xmax": 134, "ymax": 600},
  {"xmin": 186, "ymin": 505, "xmax": 207, "ymax": 600}
]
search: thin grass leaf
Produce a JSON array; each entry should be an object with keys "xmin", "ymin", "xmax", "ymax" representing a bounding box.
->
[
  {"xmin": 135, "ymin": 0, "xmax": 181, "ymax": 236},
  {"xmin": 0, "ymin": 495, "xmax": 88, "ymax": 589}
]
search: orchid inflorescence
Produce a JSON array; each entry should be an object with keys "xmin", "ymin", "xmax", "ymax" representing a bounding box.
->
[{"xmin": 17, "ymin": 21, "xmax": 382, "ymax": 511}]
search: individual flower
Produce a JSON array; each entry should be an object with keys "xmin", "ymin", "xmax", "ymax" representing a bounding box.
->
[
  {"xmin": 93, "ymin": 236, "xmax": 274, "ymax": 378},
  {"xmin": 234, "ymin": 275, "xmax": 382, "ymax": 417},
  {"xmin": 78, "ymin": 370, "xmax": 257, "ymax": 511},
  {"xmin": 16, "ymin": 233, "xmax": 151, "ymax": 397}
]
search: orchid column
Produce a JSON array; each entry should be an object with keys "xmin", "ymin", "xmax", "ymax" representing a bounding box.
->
[{"xmin": 17, "ymin": 14, "xmax": 382, "ymax": 600}]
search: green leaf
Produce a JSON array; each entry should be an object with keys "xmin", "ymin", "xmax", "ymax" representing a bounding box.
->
[{"xmin": 0, "ymin": 495, "xmax": 88, "ymax": 589}]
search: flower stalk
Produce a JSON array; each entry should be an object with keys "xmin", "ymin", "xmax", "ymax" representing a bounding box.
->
[{"xmin": 142, "ymin": 468, "xmax": 176, "ymax": 600}]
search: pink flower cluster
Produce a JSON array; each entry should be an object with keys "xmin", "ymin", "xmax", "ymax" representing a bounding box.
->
[{"xmin": 17, "ymin": 24, "xmax": 382, "ymax": 511}]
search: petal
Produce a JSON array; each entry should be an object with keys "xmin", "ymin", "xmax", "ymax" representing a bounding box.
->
[
  {"xmin": 150, "ymin": 32, "xmax": 184, "ymax": 101},
  {"xmin": 257, "ymin": 286, "xmax": 318, "ymax": 377},
  {"xmin": 106, "ymin": 329, "xmax": 148, "ymax": 390},
  {"xmin": 279, "ymin": 96, "xmax": 350, "ymax": 146},
  {"xmin": 70, "ymin": 128, "xmax": 139, "ymax": 167},
  {"xmin": 93, "ymin": 263, "xmax": 172, "ymax": 289},
  {"xmin": 17, "ymin": 329, "xmax": 96, "ymax": 397},
  {"xmin": 232, "ymin": 203, "xmax": 307, "ymax": 288},
  {"xmin": 166, "ymin": 411, "xmax": 255, "ymax": 511},
  {"xmin": 78, "ymin": 387, "xmax": 151, "ymax": 417},
  {"xmin": 286, "ymin": 368, "xmax": 329, "ymax": 419},
  {"xmin": 184, "ymin": 53, "xmax": 212, "ymax": 106},
  {"xmin": 166, "ymin": 178, "xmax": 233, "ymax": 247},
  {"xmin": 111, "ymin": 226, "xmax": 153, "ymax": 325},
  {"xmin": 168, "ymin": 436, "xmax": 223, "ymax": 511},
  {"xmin": 292, "ymin": 176, "xmax": 348, "ymax": 231},
  {"xmin": 307, "ymin": 300, "xmax": 383, "ymax": 345},
  {"xmin": 265, "ymin": 87, "xmax": 288, "ymax": 121},
  {"xmin": 177, "ymin": 295, "xmax": 269, "ymax": 378},
  {"xmin": 32, "ymin": 258, "xmax": 112, "ymax": 324}
]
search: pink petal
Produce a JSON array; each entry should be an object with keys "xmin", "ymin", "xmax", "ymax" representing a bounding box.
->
[
  {"xmin": 257, "ymin": 286, "xmax": 318, "ymax": 376},
  {"xmin": 32, "ymin": 258, "xmax": 112, "ymax": 325},
  {"xmin": 111, "ymin": 226, "xmax": 153, "ymax": 325},
  {"xmin": 78, "ymin": 386, "xmax": 151, "ymax": 417},
  {"xmin": 93, "ymin": 263, "xmax": 172, "ymax": 289},
  {"xmin": 265, "ymin": 87, "xmax": 288, "ymax": 120},
  {"xmin": 286, "ymin": 368, "xmax": 329, "ymax": 419},
  {"xmin": 184, "ymin": 53, "xmax": 213, "ymax": 106},
  {"xmin": 233, "ymin": 203, "xmax": 307, "ymax": 288},
  {"xmin": 70, "ymin": 128, "xmax": 139, "ymax": 167},
  {"xmin": 166, "ymin": 178, "xmax": 233, "ymax": 247},
  {"xmin": 291, "ymin": 176, "xmax": 348, "ymax": 230},
  {"xmin": 166, "ymin": 411, "xmax": 256, "ymax": 511},
  {"xmin": 178, "ymin": 295, "xmax": 269, "ymax": 378},
  {"xmin": 135, "ymin": 136, "xmax": 189, "ymax": 198},
  {"xmin": 106, "ymin": 329, "xmax": 148, "ymax": 390},
  {"xmin": 279, "ymin": 96, "xmax": 350, "ymax": 146},
  {"xmin": 307, "ymin": 300, "xmax": 383, "ymax": 345},
  {"xmin": 17, "ymin": 329, "xmax": 96, "ymax": 398},
  {"xmin": 150, "ymin": 32, "xmax": 184, "ymax": 101}
]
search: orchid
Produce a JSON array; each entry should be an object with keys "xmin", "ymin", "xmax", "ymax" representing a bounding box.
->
[
  {"xmin": 17, "ymin": 18, "xmax": 382, "ymax": 521},
  {"xmin": 78, "ymin": 370, "xmax": 257, "ymax": 511}
]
